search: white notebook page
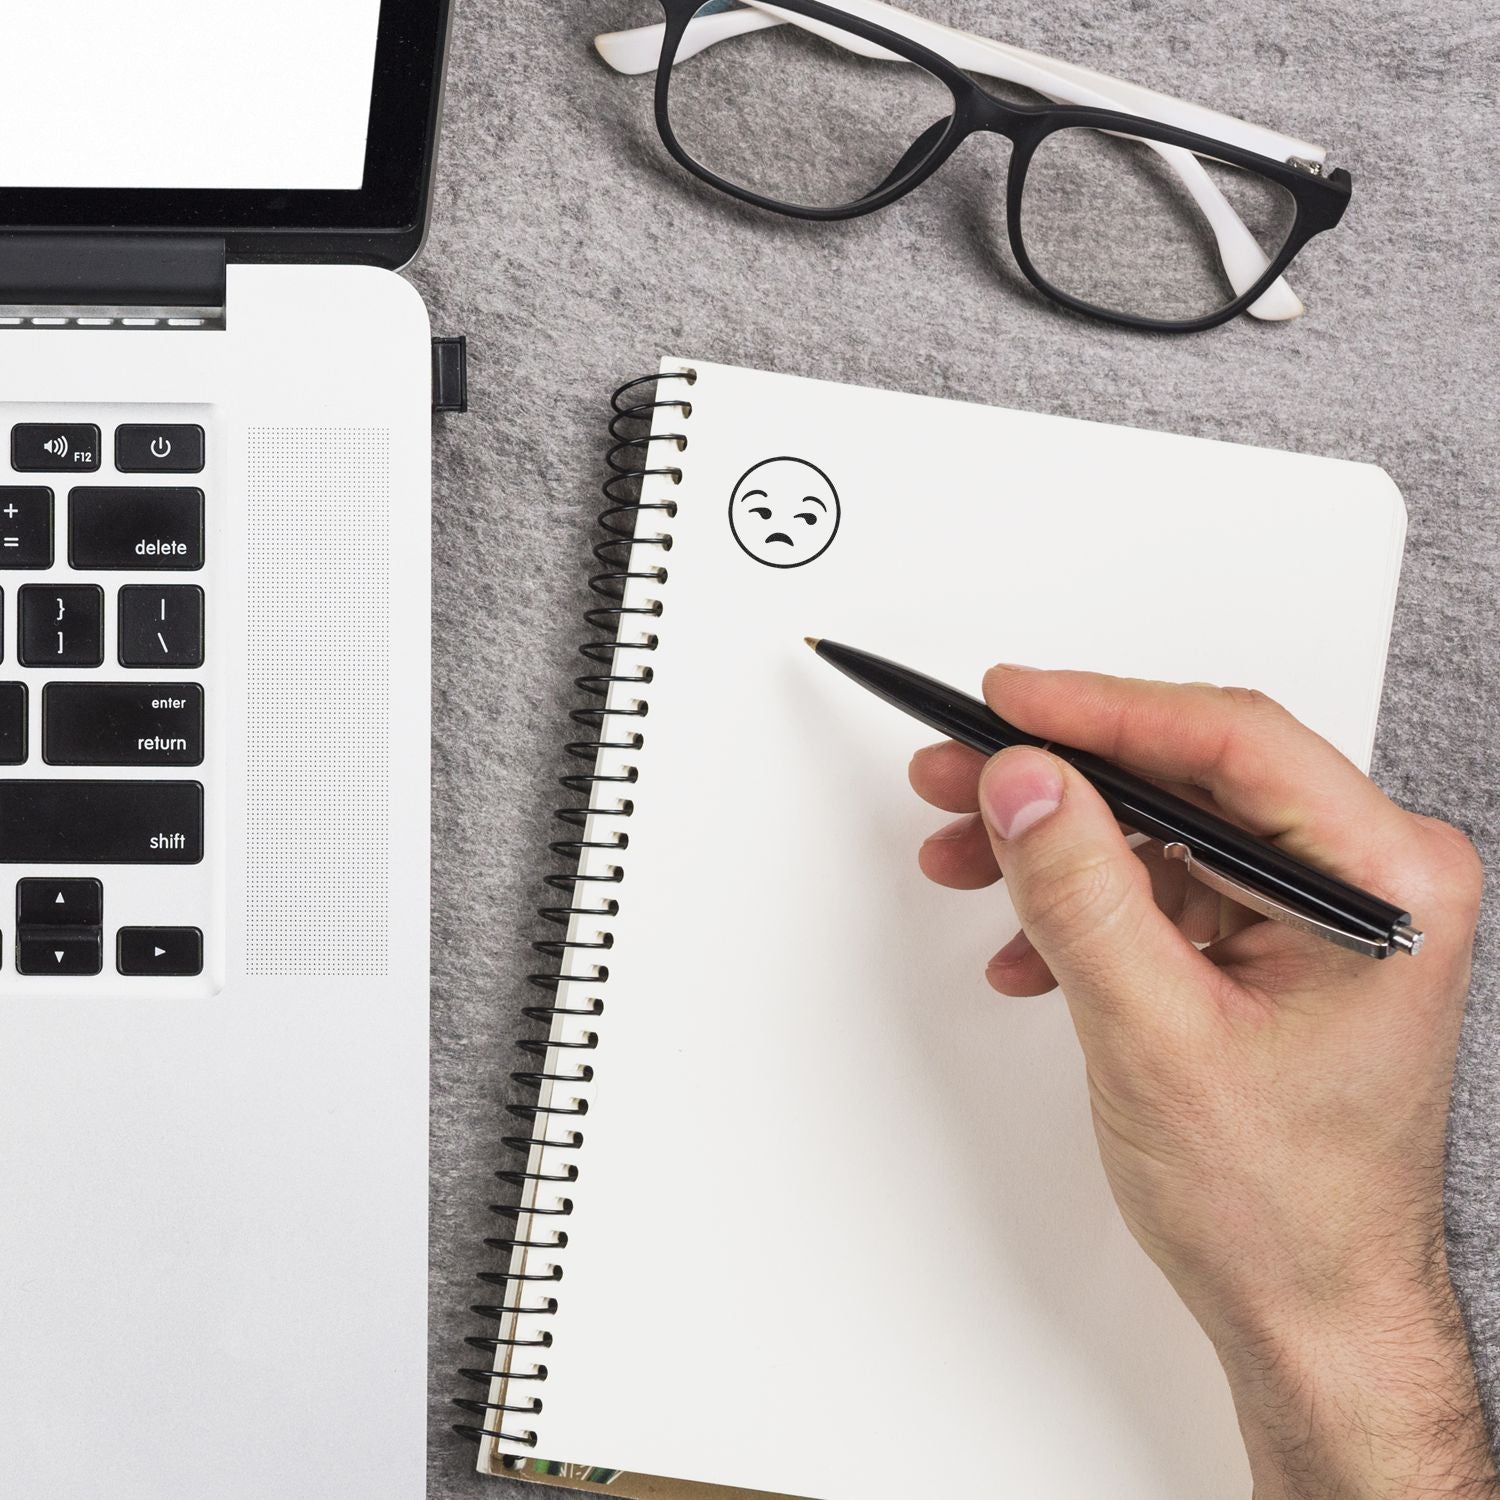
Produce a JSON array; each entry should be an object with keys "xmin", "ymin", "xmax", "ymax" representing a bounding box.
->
[{"xmin": 489, "ymin": 360, "xmax": 1406, "ymax": 1497}]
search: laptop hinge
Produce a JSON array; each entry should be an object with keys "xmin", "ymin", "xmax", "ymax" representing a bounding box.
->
[
  {"xmin": 431, "ymin": 336, "xmax": 468, "ymax": 414},
  {"xmin": 0, "ymin": 234, "xmax": 226, "ymax": 329}
]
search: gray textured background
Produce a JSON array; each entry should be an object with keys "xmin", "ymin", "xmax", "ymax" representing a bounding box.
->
[{"xmin": 411, "ymin": 2, "xmax": 1499, "ymax": 1494}]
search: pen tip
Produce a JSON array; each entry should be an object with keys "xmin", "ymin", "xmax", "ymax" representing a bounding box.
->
[{"xmin": 804, "ymin": 636, "xmax": 821, "ymax": 650}]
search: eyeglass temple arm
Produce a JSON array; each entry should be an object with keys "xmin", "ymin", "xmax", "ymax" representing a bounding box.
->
[{"xmin": 595, "ymin": 3, "xmax": 1323, "ymax": 320}]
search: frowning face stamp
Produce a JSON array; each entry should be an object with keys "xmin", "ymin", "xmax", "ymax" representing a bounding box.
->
[{"xmin": 728, "ymin": 457, "xmax": 841, "ymax": 569}]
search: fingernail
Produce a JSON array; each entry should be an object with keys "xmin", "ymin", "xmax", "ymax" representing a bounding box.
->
[
  {"xmin": 991, "ymin": 662, "xmax": 1038, "ymax": 672},
  {"xmin": 980, "ymin": 750, "xmax": 1063, "ymax": 840},
  {"xmin": 989, "ymin": 928, "xmax": 1033, "ymax": 967},
  {"xmin": 924, "ymin": 813, "xmax": 977, "ymax": 844}
]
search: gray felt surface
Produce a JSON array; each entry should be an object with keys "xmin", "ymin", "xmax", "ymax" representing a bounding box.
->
[{"xmin": 411, "ymin": 3, "xmax": 1500, "ymax": 1494}]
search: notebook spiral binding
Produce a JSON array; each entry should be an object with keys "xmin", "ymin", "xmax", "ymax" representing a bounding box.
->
[{"xmin": 453, "ymin": 369, "xmax": 695, "ymax": 1461}]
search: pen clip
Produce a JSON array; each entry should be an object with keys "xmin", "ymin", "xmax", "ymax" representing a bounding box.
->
[{"xmin": 1161, "ymin": 842, "xmax": 1399, "ymax": 959}]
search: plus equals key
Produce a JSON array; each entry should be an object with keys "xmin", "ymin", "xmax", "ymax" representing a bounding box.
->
[{"xmin": 0, "ymin": 487, "xmax": 56, "ymax": 570}]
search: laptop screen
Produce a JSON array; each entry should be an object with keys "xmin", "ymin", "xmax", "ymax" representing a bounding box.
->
[
  {"xmin": 0, "ymin": 0, "xmax": 449, "ymax": 265},
  {"xmin": 0, "ymin": 1, "xmax": 382, "ymax": 191}
]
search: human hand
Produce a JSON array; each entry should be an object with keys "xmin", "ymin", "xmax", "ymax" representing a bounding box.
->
[{"xmin": 910, "ymin": 667, "xmax": 1496, "ymax": 1498}]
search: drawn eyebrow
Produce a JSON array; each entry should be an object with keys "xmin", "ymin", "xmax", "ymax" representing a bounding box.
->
[
  {"xmin": 741, "ymin": 489, "xmax": 768, "ymax": 502},
  {"xmin": 800, "ymin": 494, "xmax": 827, "ymax": 511}
]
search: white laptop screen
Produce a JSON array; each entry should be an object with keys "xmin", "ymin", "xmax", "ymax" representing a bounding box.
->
[{"xmin": 0, "ymin": 0, "xmax": 382, "ymax": 190}]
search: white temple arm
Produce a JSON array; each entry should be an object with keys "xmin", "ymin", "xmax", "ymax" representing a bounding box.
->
[
  {"xmin": 598, "ymin": 2, "xmax": 1322, "ymax": 162},
  {"xmin": 596, "ymin": 0, "xmax": 1325, "ymax": 320}
]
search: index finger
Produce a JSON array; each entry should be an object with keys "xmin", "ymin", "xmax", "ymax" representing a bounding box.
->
[{"xmin": 982, "ymin": 666, "xmax": 1413, "ymax": 886}]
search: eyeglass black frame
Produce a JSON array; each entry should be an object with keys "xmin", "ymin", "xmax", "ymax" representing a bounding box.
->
[{"xmin": 649, "ymin": 0, "xmax": 1352, "ymax": 332}]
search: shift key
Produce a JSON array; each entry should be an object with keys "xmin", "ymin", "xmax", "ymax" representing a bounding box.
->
[
  {"xmin": 0, "ymin": 781, "xmax": 202, "ymax": 863},
  {"xmin": 69, "ymin": 488, "xmax": 203, "ymax": 570}
]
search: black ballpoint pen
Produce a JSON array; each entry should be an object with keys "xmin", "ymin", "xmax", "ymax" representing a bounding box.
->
[{"xmin": 807, "ymin": 637, "xmax": 1423, "ymax": 960}]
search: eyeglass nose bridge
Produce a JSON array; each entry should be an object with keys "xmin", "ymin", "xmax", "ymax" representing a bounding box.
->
[
  {"xmin": 905, "ymin": 88, "xmax": 1051, "ymax": 207},
  {"xmin": 952, "ymin": 87, "xmax": 1055, "ymax": 153},
  {"xmin": 861, "ymin": 91, "xmax": 1025, "ymax": 204},
  {"xmin": 848, "ymin": 88, "xmax": 1047, "ymax": 221}
]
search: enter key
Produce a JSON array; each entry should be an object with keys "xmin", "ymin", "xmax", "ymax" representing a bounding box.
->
[{"xmin": 43, "ymin": 683, "xmax": 203, "ymax": 766}]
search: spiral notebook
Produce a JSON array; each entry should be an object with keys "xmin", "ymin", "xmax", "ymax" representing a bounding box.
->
[{"xmin": 459, "ymin": 359, "xmax": 1408, "ymax": 1499}]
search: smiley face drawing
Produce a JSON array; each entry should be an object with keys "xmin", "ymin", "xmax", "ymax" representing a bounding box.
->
[{"xmin": 728, "ymin": 457, "xmax": 841, "ymax": 569}]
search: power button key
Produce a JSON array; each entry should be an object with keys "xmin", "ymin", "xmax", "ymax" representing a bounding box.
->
[{"xmin": 114, "ymin": 425, "xmax": 204, "ymax": 474}]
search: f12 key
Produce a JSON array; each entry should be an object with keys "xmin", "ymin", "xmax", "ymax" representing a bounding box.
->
[{"xmin": 11, "ymin": 424, "xmax": 100, "ymax": 473}]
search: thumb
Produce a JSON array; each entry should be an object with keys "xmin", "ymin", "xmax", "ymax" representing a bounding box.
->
[{"xmin": 977, "ymin": 746, "xmax": 1217, "ymax": 1038}]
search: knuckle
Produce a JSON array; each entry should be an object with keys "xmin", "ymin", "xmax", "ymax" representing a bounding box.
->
[
  {"xmin": 1428, "ymin": 823, "xmax": 1485, "ymax": 910},
  {"xmin": 1208, "ymin": 687, "xmax": 1298, "ymax": 801},
  {"xmin": 1216, "ymin": 687, "xmax": 1291, "ymax": 758},
  {"xmin": 1022, "ymin": 849, "xmax": 1129, "ymax": 939},
  {"xmin": 1217, "ymin": 684, "xmax": 1285, "ymax": 718},
  {"xmin": 1363, "ymin": 816, "xmax": 1483, "ymax": 948}
]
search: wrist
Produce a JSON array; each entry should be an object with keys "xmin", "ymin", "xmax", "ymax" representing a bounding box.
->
[{"xmin": 1215, "ymin": 1266, "xmax": 1498, "ymax": 1498}]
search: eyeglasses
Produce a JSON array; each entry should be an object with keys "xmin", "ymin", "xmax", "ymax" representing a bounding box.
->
[{"xmin": 595, "ymin": 0, "xmax": 1352, "ymax": 332}]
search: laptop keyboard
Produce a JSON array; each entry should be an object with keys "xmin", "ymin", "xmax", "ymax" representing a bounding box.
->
[{"xmin": 1, "ymin": 405, "xmax": 217, "ymax": 988}]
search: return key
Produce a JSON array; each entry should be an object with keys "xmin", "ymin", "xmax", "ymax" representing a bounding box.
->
[{"xmin": 43, "ymin": 683, "xmax": 203, "ymax": 766}]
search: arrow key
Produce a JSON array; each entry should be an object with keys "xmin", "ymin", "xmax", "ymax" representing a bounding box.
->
[
  {"xmin": 17, "ymin": 930, "xmax": 102, "ymax": 976},
  {"xmin": 18, "ymin": 877, "xmax": 103, "ymax": 927},
  {"xmin": 117, "ymin": 926, "xmax": 202, "ymax": 977}
]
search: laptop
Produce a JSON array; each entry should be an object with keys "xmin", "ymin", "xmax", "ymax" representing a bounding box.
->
[{"xmin": 0, "ymin": 4, "xmax": 452, "ymax": 1496}]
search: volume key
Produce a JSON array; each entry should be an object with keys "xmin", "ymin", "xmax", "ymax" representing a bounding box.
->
[{"xmin": 11, "ymin": 424, "xmax": 101, "ymax": 473}]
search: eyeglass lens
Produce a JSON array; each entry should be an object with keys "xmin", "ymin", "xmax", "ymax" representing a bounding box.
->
[
  {"xmin": 1019, "ymin": 128, "xmax": 1298, "ymax": 323},
  {"xmin": 665, "ymin": 2, "xmax": 957, "ymax": 212}
]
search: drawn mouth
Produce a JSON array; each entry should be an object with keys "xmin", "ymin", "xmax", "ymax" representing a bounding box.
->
[{"xmin": 765, "ymin": 532, "xmax": 793, "ymax": 545}]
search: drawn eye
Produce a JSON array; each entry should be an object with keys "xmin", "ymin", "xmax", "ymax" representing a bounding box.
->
[
  {"xmin": 750, "ymin": 506, "xmax": 772, "ymax": 520},
  {"xmin": 795, "ymin": 512, "xmax": 818, "ymax": 525}
]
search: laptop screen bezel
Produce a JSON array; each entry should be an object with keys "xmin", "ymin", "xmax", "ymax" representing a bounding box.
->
[{"xmin": 0, "ymin": 0, "xmax": 452, "ymax": 268}]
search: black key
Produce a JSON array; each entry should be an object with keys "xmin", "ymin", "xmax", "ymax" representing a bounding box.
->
[
  {"xmin": 118, "ymin": 585, "xmax": 204, "ymax": 668},
  {"xmin": 68, "ymin": 488, "xmax": 203, "ymax": 571},
  {"xmin": 43, "ymin": 682, "xmax": 203, "ymax": 766},
  {"xmin": 17, "ymin": 930, "xmax": 103, "ymax": 976},
  {"xmin": 18, "ymin": 877, "xmax": 102, "ymax": 926},
  {"xmin": 114, "ymin": 425, "xmax": 205, "ymax": 474},
  {"xmin": 11, "ymin": 423, "xmax": 100, "ymax": 474},
  {"xmin": 117, "ymin": 926, "xmax": 202, "ymax": 977},
  {"xmin": 0, "ymin": 780, "xmax": 202, "ymax": 863},
  {"xmin": 19, "ymin": 584, "xmax": 104, "ymax": 667},
  {"xmin": 0, "ymin": 682, "xmax": 27, "ymax": 764},
  {"xmin": 0, "ymin": 488, "xmax": 53, "ymax": 568}
]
